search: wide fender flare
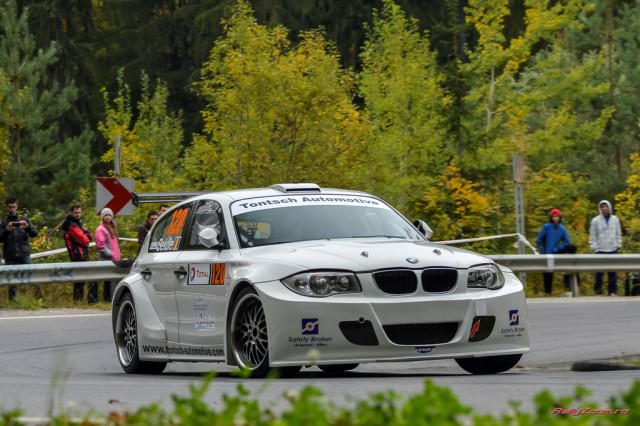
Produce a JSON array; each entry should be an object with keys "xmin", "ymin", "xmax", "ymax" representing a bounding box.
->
[{"xmin": 112, "ymin": 275, "xmax": 168, "ymax": 351}]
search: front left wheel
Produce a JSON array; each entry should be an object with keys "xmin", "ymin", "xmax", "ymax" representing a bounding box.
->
[
  {"xmin": 229, "ymin": 287, "xmax": 301, "ymax": 378},
  {"xmin": 114, "ymin": 293, "xmax": 167, "ymax": 374}
]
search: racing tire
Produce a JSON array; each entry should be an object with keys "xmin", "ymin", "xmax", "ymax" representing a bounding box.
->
[
  {"xmin": 318, "ymin": 364, "xmax": 359, "ymax": 373},
  {"xmin": 455, "ymin": 354, "xmax": 522, "ymax": 375},
  {"xmin": 114, "ymin": 294, "xmax": 167, "ymax": 374},
  {"xmin": 229, "ymin": 287, "xmax": 301, "ymax": 378}
]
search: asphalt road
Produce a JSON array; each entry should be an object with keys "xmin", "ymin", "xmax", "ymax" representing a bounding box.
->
[{"xmin": 0, "ymin": 297, "xmax": 638, "ymax": 418}]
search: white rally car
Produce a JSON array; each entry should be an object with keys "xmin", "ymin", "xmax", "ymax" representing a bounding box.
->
[{"xmin": 112, "ymin": 183, "xmax": 529, "ymax": 377}]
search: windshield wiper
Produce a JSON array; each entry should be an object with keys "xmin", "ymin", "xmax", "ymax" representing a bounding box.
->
[{"xmin": 348, "ymin": 235, "xmax": 406, "ymax": 239}]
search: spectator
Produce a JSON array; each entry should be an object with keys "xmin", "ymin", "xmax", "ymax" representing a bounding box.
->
[
  {"xmin": 61, "ymin": 204, "xmax": 93, "ymax": 302},
  {"xmin": 95, "ymin": 207, "xmax": 121, "ymax": 302},
  {"xmin": 589, "ymin": 200, "xmax": 622, "ymax": 296},
  {"xmin": 0, "ymin": 198, "xmax": 39, "ymax": 300},
  {"xmin": 137, "ymin": 210, "xmax": 158, "ymax": 254},
  {"xmin": 159, "ymin": 204, "xmax": 169, "ymax": 216},
  {"xmin": 536, "ymin": 208, "xmax": 577, "ymax": 295}
]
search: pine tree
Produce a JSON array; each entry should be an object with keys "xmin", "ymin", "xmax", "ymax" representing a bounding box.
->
[{"xmin": 0, "ymin": 0, "xmax": 93, "ymax": 217}]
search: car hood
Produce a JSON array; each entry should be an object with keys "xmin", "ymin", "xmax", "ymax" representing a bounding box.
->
[{"xmin": 240, "ymin": 239, "xmax": 492, "ymax": 273}]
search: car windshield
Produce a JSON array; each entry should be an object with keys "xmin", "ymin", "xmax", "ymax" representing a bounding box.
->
[{"xmin": 231, "ymin": 195, "xmax": 424, "ymax": 248}]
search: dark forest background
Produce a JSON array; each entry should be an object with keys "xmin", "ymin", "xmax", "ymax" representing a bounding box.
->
[{"xmin": 1, "ymin": 0, "xmax": 640, "ymax": 259}]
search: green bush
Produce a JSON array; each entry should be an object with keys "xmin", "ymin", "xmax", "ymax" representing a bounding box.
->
[{"xmin": 1, "ymin": 376, "xmax": 638, "ymax": 425}]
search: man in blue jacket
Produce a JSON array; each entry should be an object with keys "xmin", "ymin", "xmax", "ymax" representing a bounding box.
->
[{"xmin": 536, "ymin": 208, "xmax": 577, "ymax": 295}]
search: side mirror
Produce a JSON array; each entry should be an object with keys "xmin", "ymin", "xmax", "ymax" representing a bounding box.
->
[
  {"xmin": 198, "ymin": 227, "xmax": 220, "ymax": 248},
  {"xmin": 413, "ymin": 220, "xmax": 433, "ymax": 239}
]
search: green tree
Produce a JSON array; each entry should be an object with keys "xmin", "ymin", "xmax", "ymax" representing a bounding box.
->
[
  {"xmin": 569, "ymin": 0, "xmax": 640, "ymax": 199},
  {"xmin": 0, "ymin": 70, "xmax": 8, "ymax": 195},
  {"xmin": 186, "ymin": 0, "xmax": 370, "ymax": 190},
  {"xmin": 98, "ymin": 68, "xmax": 136, "ymax": 177},
  {"xmin": 359, "ymin": 0, "xmax": 452, "ymax": 216},
  {"xmin": 525, "ymin": 165, "xmax": 592, "ymax": 251},
  {"xmin": 451, "ymin": 0, "xmax": 612, "ymax": 247},
  {"xmin": 0, "ymin": 0, "xmax": 93, "ymax": 217},
  {"xmin": 614, "ymin": 152, "xmax": 640, "ymax": 252},
  {"xmin": 99, "ymin": 68, "xmax": 184, "ymax": 192},
  {"xmin": 132, "ymin": 72, "xmax": 184, "ymax": 191},
  {"xmin": 460, "ymin": 0, "xmax": 588, "ymax": 173},
  {"xmin": 417, "ymin": 162, "xmax": 496, "ymax": 244}
]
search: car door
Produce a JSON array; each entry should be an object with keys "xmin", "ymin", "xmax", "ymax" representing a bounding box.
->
[
  {"xmin": 175, "ymin": 199, "xmax": 229, "ymax": 346},
  {"xmin": 140, "ymin": 202, "xmax": 193, "ymax": 343}
]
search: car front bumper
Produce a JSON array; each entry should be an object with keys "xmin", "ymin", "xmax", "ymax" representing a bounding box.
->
[{"xmin": 256, "ymin": 272, "xmax": 530, "ymax": 366}]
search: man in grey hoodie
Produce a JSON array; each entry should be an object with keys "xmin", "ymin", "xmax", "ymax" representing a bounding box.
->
[{"xmin": 589, "ymin": 200, "xmax": 622, "ymax": 295}]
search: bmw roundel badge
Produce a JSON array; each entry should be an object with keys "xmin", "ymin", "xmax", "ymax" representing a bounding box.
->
[{"xmin": 406, "ymin": 257, "xmax": 419, "ymax": 264}]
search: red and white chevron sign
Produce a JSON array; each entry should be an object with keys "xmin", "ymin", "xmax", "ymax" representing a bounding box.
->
[{"xmin": 96, "ymin": 177, "xmax": 135, "ymax": 216}]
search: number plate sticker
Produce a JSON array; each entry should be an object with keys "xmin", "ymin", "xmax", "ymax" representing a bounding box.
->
[{"xmin": 211, "ymin": 263, "xmax": 226, "ymax": 285}]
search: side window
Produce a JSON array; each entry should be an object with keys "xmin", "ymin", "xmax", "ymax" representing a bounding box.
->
[
  {"xmin": 184, "ymin": 199, "xmax": 227, "ymax": 250},
  {"xmin": 149, "ymin": 204, "xmax": 192, "ymax": 252}
]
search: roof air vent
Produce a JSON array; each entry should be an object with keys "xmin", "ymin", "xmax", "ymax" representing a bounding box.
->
[{"xmin": 270, "ymin": 183, "xmax": 321, "ymax": 193}]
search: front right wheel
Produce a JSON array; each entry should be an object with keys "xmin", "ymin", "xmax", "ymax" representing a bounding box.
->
[
  {"xmin": 455, "ymin": 354, "xmax": 522, "ymax": 375},
  {"xmin": 229, "ymin": 287, "xmax": 300, "ymax": 378}
]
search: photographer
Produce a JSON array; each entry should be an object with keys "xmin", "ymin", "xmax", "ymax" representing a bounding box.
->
[{"xmin": 0, "ymin": 198, "xmax": 39, "ymax": 301}]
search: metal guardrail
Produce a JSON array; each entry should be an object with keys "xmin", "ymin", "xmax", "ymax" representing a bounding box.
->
[
  {"xmin": 488, "ymin": 254, "xmax": 640, "ymax": 273},
  {"xmin": 0, "ymin": 261, "xmax": 130, "ymax": 286},
  {"xmin": 0, "ymin": 254, "xmax": 637, "ymax": 288},
  {"xmin": 29, "ymin": 238, "xmax": 138, "ymax": 260},
  {"xmin": 489, "ymin": 254, "xmax": 640, "ymax": 297}
]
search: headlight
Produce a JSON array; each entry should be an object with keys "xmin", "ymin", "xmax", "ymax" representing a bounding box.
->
[
  {"xmin": 282, "ymin": 272, "xmax": 362, "ymax": 297},
  {"xmin": 467, "ymin": 264, "xmax": 505, "ymax": 290}
]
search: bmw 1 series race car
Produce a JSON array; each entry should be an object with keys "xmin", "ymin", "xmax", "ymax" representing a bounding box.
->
[{"xmin": 112, "ymin": 183, "xmax": 529, "ymax": 377}]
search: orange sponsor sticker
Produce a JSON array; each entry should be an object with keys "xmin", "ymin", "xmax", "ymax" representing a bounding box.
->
[
  {"xmin": 211, "ymin": 263, "xmax": 226, "ymax": 285},
  {"xmin": 166, "ymin": 208, "xmax": 189, "ymax": 235}
]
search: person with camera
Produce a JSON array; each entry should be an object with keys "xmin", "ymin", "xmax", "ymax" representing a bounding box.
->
[{"xmin": 0, "ymin": 198, "xmax": 39, "ymax": 301}]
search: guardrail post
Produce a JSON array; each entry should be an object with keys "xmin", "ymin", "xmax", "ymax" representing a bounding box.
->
[{"xmin": 570, "ymin": 274, "xmax": 579, "ymax": 297}]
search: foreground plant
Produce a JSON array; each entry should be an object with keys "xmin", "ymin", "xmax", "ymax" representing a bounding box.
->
[{"xmin": 1, "ymin": 377, "xmax": 638, "ymax": 425}]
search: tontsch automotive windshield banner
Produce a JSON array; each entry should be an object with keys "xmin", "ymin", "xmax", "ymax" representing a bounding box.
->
[{"xmin": 231, "ymin": 194, "xmax": 390, "ymax": 215}]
